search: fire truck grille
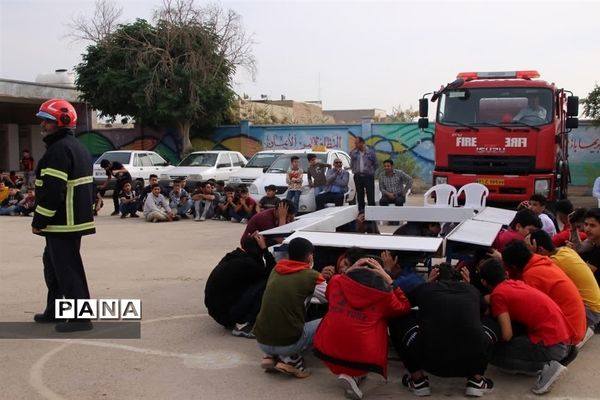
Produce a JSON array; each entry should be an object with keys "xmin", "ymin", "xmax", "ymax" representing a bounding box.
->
[{"xmin": 447, "ymin": 156, "xmax": 536, "ymax": 174}]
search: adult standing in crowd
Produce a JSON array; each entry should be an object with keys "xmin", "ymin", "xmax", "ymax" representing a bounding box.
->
[
  {"xmin": 378, "ymin": 159, "xmax": 413, "ymax": 207},
  {"xmin": 349, "ymin": 137, "xmax": 377, "ymax": 211},
  {"xmin": 20, "ymin": 149, "xmax": 35, "ymax": 189},
  {"xmin": 593, "ymin": 177, "xmax": 600, "ymax": 207},
  {"xmin": 32, "ymin": 99, "xmax": 95, "ymax": 332}
]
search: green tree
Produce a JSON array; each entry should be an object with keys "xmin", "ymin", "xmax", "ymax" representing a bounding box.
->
[
  {"xmin": 75, "ymin": 0, "xmax": 254, "ymax": 156},
  {"xmin": 582, "ymin": 84, "xmax": 600, "ymax": 125}
]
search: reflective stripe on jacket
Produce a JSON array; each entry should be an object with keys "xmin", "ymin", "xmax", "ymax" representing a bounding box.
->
[{"xmin": 32, "ymin": 129, "xmax": 96, "ymax": 236}]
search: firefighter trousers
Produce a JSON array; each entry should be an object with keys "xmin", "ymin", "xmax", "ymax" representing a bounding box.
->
[{"xmin": 42, "ymin": 236, "xmax": 91, "ymax": 316}]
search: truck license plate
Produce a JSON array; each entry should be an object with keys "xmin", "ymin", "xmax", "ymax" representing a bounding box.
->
[{"xmin": 477, "ymin": 178, "xmax": 504, "ymax": 186}]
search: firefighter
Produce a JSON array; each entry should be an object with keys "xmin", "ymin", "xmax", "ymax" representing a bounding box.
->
[{"xmin": 32, "ymin": 99, "xmax": 96, "ymax": 332}]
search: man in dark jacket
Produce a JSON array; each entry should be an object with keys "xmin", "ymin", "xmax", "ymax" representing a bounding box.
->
[
  {"xmin": 32, "ymin": 99, "xmax": 96, "ymax": 332},
  {"xmin": 204, "ymin": 232, "xmax": 275, "ymax": 338}
]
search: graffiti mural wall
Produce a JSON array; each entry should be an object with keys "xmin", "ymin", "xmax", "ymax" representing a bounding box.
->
[
  {"xmin": 76, "ymin": 120, "xmax": 599, "ymax": 187},
  {"xmin": 568, "ymin": 121, "xmax": 600, "ymax": 186}
]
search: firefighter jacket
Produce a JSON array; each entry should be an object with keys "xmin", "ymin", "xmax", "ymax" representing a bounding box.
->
[{"xmin": 32, "ymin": 128, "xmax": 96, "ymax": 236}]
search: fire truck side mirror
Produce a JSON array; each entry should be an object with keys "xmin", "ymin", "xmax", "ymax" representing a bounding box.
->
[
  {"xmin": 419, "ymin": 98, "xmax": 429, "ymax": 117},
  {"xmin": 567, "ymin": 96, "xmax": 579, "ymax": 116},
  {"xmin": 418, "ymin": 118, "xmax": 429, "ymax": 129},
  {"xmin": 566, "ymin": 117, "xmax": 579, "ymax": 129}
]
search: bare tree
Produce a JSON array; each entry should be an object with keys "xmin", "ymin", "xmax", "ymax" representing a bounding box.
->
[
  {"xmin": 154, "ymin": 0, "xmax": 256, "ymax": 79},
  {"xmin": 66, "ymin": 0, "xmax": 123, "ymax": 44}
]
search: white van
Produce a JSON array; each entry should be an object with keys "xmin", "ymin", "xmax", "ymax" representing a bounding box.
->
[
  {"xmin": 228, "ymin": 150, "xmax": 298, "ymax": 188},
  {"xmin": 249, "ymin": 149, "xmax": 356, "ymax": 213}
]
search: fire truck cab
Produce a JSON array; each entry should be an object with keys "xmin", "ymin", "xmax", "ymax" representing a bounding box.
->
[{"xmin": 418, "ymin": 70, "xmax": 579, "ymax": 203}]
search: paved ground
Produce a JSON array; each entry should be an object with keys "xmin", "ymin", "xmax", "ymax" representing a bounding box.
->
[{"xmin": 1, "ymin": 193, "xmax": 599, "ymax": 400}]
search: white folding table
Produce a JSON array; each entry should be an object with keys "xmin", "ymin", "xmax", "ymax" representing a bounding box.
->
[
  {"xmin": 283, "ymin": 231, "xmax": 443, "ymax": 253},
  {"xmin": 472, "ymin": 206, "xmax": 517, "ymax": 226},
  {"xmin": 364, "ymin": 206, "xmax": 476, "ymax": 223}
]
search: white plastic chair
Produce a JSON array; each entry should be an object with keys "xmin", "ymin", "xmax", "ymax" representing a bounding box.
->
[
  {"xmin": 456, "ymin": 183, "xmax": 489, "ymax": 210},
  {"xmin": 423, "ymin": 184, "xmax": 457, "ymax": 207}
]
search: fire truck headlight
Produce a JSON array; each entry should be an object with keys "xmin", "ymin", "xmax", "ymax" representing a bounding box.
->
[
  {"xmin": 534, "ymin": 179, "xmax": 550, "ymax": 197},
  {"xmin": 434, "ymin": 176, "xmax": 448, "ymax": 185}
]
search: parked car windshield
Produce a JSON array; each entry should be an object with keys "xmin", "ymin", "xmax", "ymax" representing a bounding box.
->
[
  {"xmin": 245, "ymin": 153, "xmax": 281, "ymax": 168},
  {"xmin": 95, "ymin": 152, "xmax": 131, "ymax": 165},
  {"xmin": 267, "ymin": 153, "xmax": 326, "ymax": 173},
  {"xmin": 178, "ymin": 153, "xmax": 217, "ymax": 167}
]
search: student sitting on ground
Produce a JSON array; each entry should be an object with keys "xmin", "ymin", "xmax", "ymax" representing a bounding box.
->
[
  {"xmin": 15, "ymin": 187, "xmax": 35, "ymax": 216},
  {"xmin": 529, "ymin": 229, "xmax": 600, "ymax": 344},
  {"xmin": 253, "ymin": 237, "xmax": 327, "ymax": 378},
  {"xmin": 256, "ymin": 184, "xmax": 280, "ymax": 213},
  {"xmin": 191, "ymin": 181, "xmax": 220, "ymax": 221},
  {"xmin": 137, "ymin": 174, "xmax": 168, "ymax": 212},
  {"xmin": 480, "ymin": 258, "xmax": 577, "ymax": 395},
  {"xmin": 168, "ymin": 179, "xmax": 192, "ymax": 219},
  {"xmin": 552, "ymin": 201, "xmax": 587, "ymax": 247},
  {"xmin": 218, "ymin": 186, "xmax": 237, "ymax": 221},
  {"xmin": 0, "ymin": 181, "xmax": 10, "ymax": 203},
  {"xmin": 314, "ymin": 256, "xmax": 411, "ymax": 400},
  {"xmin": 240, "ymin": 200, "xmax": 295, "ymax": 247},
  {"xmin": 204, "ymin": 232, "xmax": 275, "ymax": 338},
  {"xmin": 230, "ymin": 186, "xmax": 256, "ymax": 224},
  {"xmin": 118, "ymin": 181, "xmax": 138, "ymax": 218},
  {"xmin": 389, "ymin": 264, "xmax": 497, "ymax": 398},
  {"xmin": 519, "ymin": 194, "xmax": 557, "ymax": 236},
  {"xmin": 492, "ymin": 209, "xmax": 542, "ymax": 251},
  {"xmin": 143, "ymin": 183, "xmax": 176, "ymax": 222},
  {"xmin": 501, "ymin": 240, "xmax": 587, "ymax": 344}
]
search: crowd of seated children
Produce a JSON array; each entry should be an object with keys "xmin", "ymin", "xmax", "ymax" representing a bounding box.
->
[{"xmin": 0, "ymin": 187, "xmax": 24, "ymax": 216}]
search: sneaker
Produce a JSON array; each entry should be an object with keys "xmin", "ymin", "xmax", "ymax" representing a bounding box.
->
[
  {"xmin": 231, "ymin": 322, "xmax": 255, "ymax": 339},
  {"xmin": 465, "ymin": 376, "xmax": 494, "ymax": 397},
  {"xmin": 130, "ymin": 213, "xmax": 139, "ymax": 218},
  {"xmin": 110, "ymin": 211, "xmax": 119, "ymax": 216},
  {"xmin": 576, "ymin": 327, "xmax": 594, "ymax": 349},
  {"xmin": 531, "ymin": 360, "xmax": 567, "ymax": 395},
  {"xmin": 180, "ymin": 214, "xmax": 189, "ymax": 219},
  {"xmin": 120, "ymin": 214, "xmax": 126, "ymax": 219},
  {"xmin": 337, "ymin": 374, "xmax": 365, "ymax": 400},
  {"xmin": 261, "ymin": 356, "xmax": 278, "ymax": 372},
  {"xmin": 560, "ymin": 345, "xmax": 578, "ymax": 366},
  {"xmin": 275, "ymin": 355, "xmax": 311, "ymax": 378},
  {"xmin": 231, "ymin": 217, "xmax": 237, "ymax": 223},
  {"xmin": 240, "ymin": 218, "xmax": 248, "ymax": 224},
  {"xmin": 402, "ymin": 374, "xmax": 431, "ymax": 396},
  {"xmin": 199, "ymin": 215, "xmax": 206, "ymax": 221},
  {"xmin": 194, "ymin": 215, "xmax": 201, "ymax": 221},
  {"xmin": 212, "ymin": 215, "xmax": 220, "ymax": 220}
]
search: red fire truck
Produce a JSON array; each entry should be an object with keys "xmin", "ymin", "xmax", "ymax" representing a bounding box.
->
[{"xmin": 418, "ymin": 70, "xmax": 579, "ymax": 203}]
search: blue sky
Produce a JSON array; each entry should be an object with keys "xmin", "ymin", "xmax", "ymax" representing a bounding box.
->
[{"xmin": 1, "ymin": 0, "xmax": 599, "ymax": 113}]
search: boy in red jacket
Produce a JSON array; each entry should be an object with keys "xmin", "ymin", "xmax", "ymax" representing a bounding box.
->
[{"xmin": 314, "ymin": 257, "xmax": 411, "ymax": 400}]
